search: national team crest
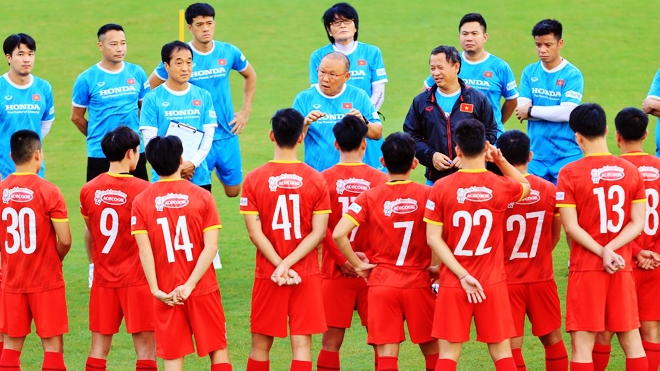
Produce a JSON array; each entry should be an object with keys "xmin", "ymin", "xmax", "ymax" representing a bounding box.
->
[
  {"xmin": 192, "ymin": 99, "xmax": 202, "ymax": 106},
  {"xmin": 2, "ymin": 187, "xmax": 34, "ymax": 204},
  {"xmin": 357, "ymin": 60, "xmax": 367, "ymax": 66},
  {"xmin": 383, "ymin": 198, "xmax": 418, "ymax": 217},
  {"xmin": 127, "ymin": 78, "xmax": 135, "ymax": 85},
  {"xmin": 32, "ymin": 94, "xmax": 41, "ymax": 101},
  {"xmin": 459, "ymin": 103, "xmax": 474, "ymax": 113},
  {"xmin": 483, "ymin": 71, "xmax": 493, "ymax": 78},
  {"xmin": 336, "ymin": 178, "xmax": 370, "ymax": 195},
  {"xmin": 556, "ymin": 79, "xmax": 565, "ymax": 86},
  {"xmin": 155, "ymin": 193, "xmax": 189, "ymax": 211},
  {"xmin": 94, "ymin": 189, "xmax": 128, "ymax": 206},
  {"xmin": 218, "ymin": 59, "xmax": 227, "ymax": 65},
  {"xmin": 639, "ymin": 166, "xmax": 660, "ymax": 181},
  {"xmin": 590, "ymin": 166, "xmax": 625, "ymax": 184},
  {"xmin": 342, "ymin": 103, "xmax": 352, "ymax": 109},
  {"xmin": 457, "ymin": 186, "xmax": 492, "ymax": 204},
  {"xmin": 268, "ymin": 173, "xmax": 303, "ymax": 192}
]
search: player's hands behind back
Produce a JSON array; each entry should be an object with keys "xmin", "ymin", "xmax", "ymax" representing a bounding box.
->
[
  {"xmin": 271, "ymin": 264, "xmax": 302, "ymax": 286},
  {"xmin": 635, "ymin": 250, "xmax": 660, "ymax": 270},
  {"xmin": 460, "ymin": 274, "xmax": 486, "ymax": 304},
  {"xmin": 602, "ymin": 247, "xmax": 626, "ymax": 274}
]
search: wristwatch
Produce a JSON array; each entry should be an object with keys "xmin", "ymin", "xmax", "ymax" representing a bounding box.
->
[{"xmin": 527, "ymin": 106, "xmax": 533, "ymax": 119}]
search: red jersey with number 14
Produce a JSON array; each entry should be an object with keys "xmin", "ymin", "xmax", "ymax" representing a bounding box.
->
[
  {"xmin": 424, "ymin": 169, "xmax": 524, "ymax": 288},
  {"xmin": 503, "ymin": 174, "xmax": 557, "ymax": 284},
  {"xmin": 0, "ymin": 173, "xmax": 68, "ymax": 293},
  {"xmin": 240, "ymin": 161, "xmax": 331, "ymax": 279},
  {"xmin": 131, "ymin": 179, "xmax": 221, "ymax": 297},
  {"xmin": 345, "ymin": 181, "xmax": 432, "ymax": 288},
  {"xmin": 557, "ymin": 154, "xmax": 646, "ymax": 272},
  {"xmin": 80, "ymin": 173, "xmax": 150, "ymax": 287}
]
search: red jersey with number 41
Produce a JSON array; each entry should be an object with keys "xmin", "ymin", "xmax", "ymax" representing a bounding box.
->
[
  {"xmin": 345, "ymin": 181, "xmax": 432, "ymax": 288},
  {"xmin": 240, "ymin": 161, "xmax": 331, "ymax": 279},
  {"xmin": 424, "ymin": 169, "xmax": 524, "ymax": 288},
  {"xmin": 0, "ymin": 173, "xmax": 68, "ymax": 293},
  {"xmin": 557, "ymin": 154, "xmax": 646, "ymax": 272},
  {"xmin": 321, "ymin": 163, "xmax": 388, "ymax": 279},
  {"xmin": 503, "ymin": 174, "xmax": 557, "ymax": 284},
  {"xmin": 131, "ymin": 179, "xmax": 221, "ymax": 297},
  {"xmin": 80, "ymin": 173, "xmax": 150, "ymax": 288}
]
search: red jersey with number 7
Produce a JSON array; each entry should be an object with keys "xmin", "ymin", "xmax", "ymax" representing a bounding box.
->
[
  {"xmin": 424, "ymin": 169, "xmax": 524, "ymax": 288},
  {"xmin": 131, "ymin": 179, "xmax": 221, "ymax": 297},
  {"xmin": 344, "ymin": 180, "xmax": 432, "ymax": 288},
  {"xmin": 80, "ymin": 173, "xmax": 150, "ymax": 288},
  {"xmin": 0, "ymin": 173, "xmax": 68, "ymax": 294},
  {"xmin": 240, "ymin": 161, "xmax": 331, "ymax": 279}
]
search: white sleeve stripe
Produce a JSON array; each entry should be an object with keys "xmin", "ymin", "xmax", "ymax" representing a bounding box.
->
[
  {"xmin": 238, "ymin": 62, "xmax": 250, "ymax": 73},
  {"xmin": 153, "ymin": 69, "xmax": 167, "ymax": 81},
  {"xmin": 647, "ymin": 95, "xmax": 660, "ymax": 101},
  {"xmin": 505, "ymin": 93, "xmax": 519, "ymax": 100},
  {"xmin": 72, "ymin": 101, "xmax": 87, "ymax": 108},
  {"xmin": 41, "ymin": 119, "xmax": 54, "ymax": 125}
]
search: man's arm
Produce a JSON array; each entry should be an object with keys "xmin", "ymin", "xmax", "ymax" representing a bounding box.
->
[
  {"xmin": 71, "ymin": 106, "xmax": 88, "ymax": 136},
  {"xmin": 83, "ymin": 218, "xmax": 94, "ymax": 263},
  {"xmin": 273, "ymin": 213, "xmax": 329, "ymax": 283},
  {"xmin": 551, "ymin": 214, "xmax": 562, "ymax": 249},
  {"xmin": 229, "ymin": 64, "xmax": 257, "ymax": 134},
  {"xmin": 148, "ymin": 72, "xmax": 165, "ymax": 91},
  {"xmin": 52, "ymin": 221, "xmax": 72, "ymax": 261},
  {"xmin": 134, "ymin": 233, "xmax": 176, "ymax": 305},
  {"xmin": 642, "ymin": 97, "xmax": 660, "ymax": 117},
  {"xmin": 333, "ymin": 217, "xmax": 376, "ymax": 277},
  {"xmin": 477, "ymin": 95, "xmax": 498, "ymax": 144},
  {"xmin": 402, "ymin": 97, "xmax": 435, "ymax": 168},
  {"xmin": 243, "ymin": 214, "xmax": 283, "ymax": 266},
  {"xmin": 486, "ymin": 144, "xmax": 531, "ymax": 199},
  {"xmin": 603, "ymin": 201, "xmax": 646, "ymax": 252},
  {"xmin": 501, "ymin": 98, "xmax": 518, "ymax": 124},
  {"xmin": 174, "ymin": 228, "xmax": 220, "ymax": 300},
  {"xmin": 371, "ymin": 83, "xmax": 385, "ymax": 111}
]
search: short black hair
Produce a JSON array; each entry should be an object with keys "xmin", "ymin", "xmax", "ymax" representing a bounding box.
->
[
  {"xmin": 333, "ymin": 115, "xmax": 368, "ymax": 152},
  {"xmin": 271, "ymin": 108, "xmax": 304, "ymax": 149},
  {"xmin": 430, "ymin": 45, "xmax": 461, "ymax": 72},
  {"xmin": 615, "ymin": 107, "xmax": 648, "ymax": 142},
  {"xmin": 101, "ymin": 126, "xmax": 140, "ymax": 162},
  {"xmin": 3, "ymin": 33, "xmax": 36, "ymax": 57},
  {"xmin": 381, "ymin": 132, "xmax": 415, "ymax": 174},
  {"xmin": 459, "ymin": 13, "xmax": 487, "ymax": 32},
  {"xmin": 532, "ymin": 19, "xmax": 563, "ymax": 40},
  {"xmin": 161, "ymin": 40, "xmax": 193, "ymax": 64},
  {"xmin": 454, "ymin": 119, "xmax": 486, "ymax": 157},
  {"xmin": 323, "ymin": 3, "xmax": 359, "ymax": 43},
  {"xmin": 97, "ymin": 24, "xmax": 124, "ymax": 41},
  {"xmin": 496, "ymin": 130, "xmax": 530, "ymax": 166},
  {"xmin": 185, "ymin": 3, "xmax": 215, "ymax": 24},
  {"xmin": 10, "ymin": 130, "xmax": 41, "ymax": 166},
  {"xmin": 145, "ymin": 136, "xmax": 183, "ymax": 177},
  {"xmin": 569, "ymin": 103, "xmax": 607, "ymax": 139}
]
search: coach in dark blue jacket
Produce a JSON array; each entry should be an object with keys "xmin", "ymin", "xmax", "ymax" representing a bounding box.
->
[{"xmin": 403, "ymin": 45, "xmax": 497, "ymax": 184}]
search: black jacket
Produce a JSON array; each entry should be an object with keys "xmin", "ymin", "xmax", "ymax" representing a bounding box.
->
[{"xmin": 402, "ymin": 79, "xmax": 497, "ymax": 182}]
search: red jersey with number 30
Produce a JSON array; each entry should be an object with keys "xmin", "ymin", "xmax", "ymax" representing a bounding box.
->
[
  {"xmin": 80, "ymin": 173, "xmax": 150, "ymax": 287},
  {"xmin": 424, "ymin": 169, "xmax": 524, "ymax": 288},
  {"xmin": 503, "ymin": 174, "xmax": 557, "ymax": 284},
  {"xmin": 321, "ymin": 163, "xmax": 387, "ymax": 279},
  {"xmin": 131, "ymin": 179, "xmax": 221, "ymax": 297},
  {"xmin": 557, "ymin": 154, "xmax": 646, "ymax": 272},
  {"xmin": 0, "ymin": 173, "xmax": 68, "ymax": 293},
  {"xmin": 345, "ymin": 181, "xmax": 432, "ymax": 288},
  {"xmin": 240, "ymin": 161, "xmax": 331, "ymax": 279}
]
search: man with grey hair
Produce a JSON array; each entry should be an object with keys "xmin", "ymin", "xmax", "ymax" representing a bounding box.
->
[{"xmin": 293, "ymin": 51, "xmax": 382, "ymax": 172}]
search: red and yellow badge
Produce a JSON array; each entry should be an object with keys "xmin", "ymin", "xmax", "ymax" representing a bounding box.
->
[
  {"xmin": 32, "ymin": 94, "xmax": 41, "ymax": 101},
  {"xmin": 342, "ymin": 102, "xmax": 352, "ymax": 109},
  {"xmin": 357, "ymin": 59, "xmax": 367, "ymax": 66},
  {"xmin": 127, "ymin": 78, "xmax": 135, "ymax": 85},
  {"xmin": 218, "ymin": 59, "xmax": 227, "ymax": 65},
  {"xmin": 556, "ymin": 79, "xmax": 565, "ymax": 86},
  {"xmin": 460, "ymin": 103, "xmax": 474, "ymax": 113},
  {"xmin": 483, "ymin": 71, "xmax": 493, "ymax": 78},
  {"xmin": 192, "ymin": 99, "xmax": 202, "ymax": 106}
]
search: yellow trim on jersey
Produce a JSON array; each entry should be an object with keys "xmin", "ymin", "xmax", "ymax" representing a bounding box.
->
[
  {"xmin": 621, "ymin": 152, "xmax": 649, "ymax": 157},
  {"xmin": 585, "ymin": 153, "xmax": 611, "ymax": 157},
  {"xmin": 131, "ymin": 230, "xmax": 148, "ymax": 235},
  {"xmin": 517, "ymin": 182, "xmax": 526, "ymax": 202},
  {"xmin": 632, "ymin": 198, "xmax": 647, "ymax": 204},
  {"xmin": 107, "ymin": 172, "xmax": 133, "ymax": 178},
  {"xmin": 313, "ymin": 209, "xmax": 331, "ymax": 214},
  {"xmin": 386, "ymin": 180, "xmax": 412, "ymax": 185},
  {"xmin": 423, "ymin": 217, "xmax": 443, "ymax": 226},
  {"xmin": 458, "ymin": 168, "xmax": 487, "ymax": 173},
  {"xmin": 203, "ymin": 224, "xmax": 222, "ymax": 232},
  {"xmin": 239, "ymin": 210, "xmax": 259, "ymax": 215},
  {"xmin": 156, "ymin": 178, "xmax": 184, "ymax": 182},
  {"xmin": 51, "ymin": 218, "xmax": 69, "ymax": 222},
  {"xmin": 556, "ymin": 203, "xmax": 577, "ymax": 208},
  {"xmin": 12, "ymin": 172, "xmax": 36, "ymax": 176},
  {"xmin": 337, "ymin": 162, "xmax": 365, "ymax": 166},
  {"xmin": 554, "ymin": 213, "xmax": 560, "ymax": 217},
  {"xmin": 269, "ymin": 160, "xmax": 301, "ymax": 164},
  {"xmin": 344, "ymin": 214, "xmax": 360, "ymax": 227},
  {"xmin": 80, "ymin": 213, "xmax": 89, "ymax": 219},
  {"xmin": 523, "ymin": 173, "xmax": 530, "ymax": 177}
]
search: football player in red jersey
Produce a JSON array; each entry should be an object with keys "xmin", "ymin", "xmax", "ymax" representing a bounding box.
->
[
  {"xmin": 240, "ymin": 108, "xmax": 331, "ymax": 371},
  {"xmin": 334, "ymin": 132, "xmax": 439, "ymax": 371},
  {"xmin": 424, "ymin": 119, "xmax": 530, "ymax": 371},
  {"xmin": 557, "ymin": 103, "xmax": 647, "ymax": 371}
]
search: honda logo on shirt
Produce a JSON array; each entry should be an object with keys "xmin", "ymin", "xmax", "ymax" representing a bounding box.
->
[
  {"xmin": 357, "ymin": 60, "xmax": 367, "ymax": 66},
  {"xmin": 192, "ymin": 99, "xmax": 202, "ymax": 106},
  {"xmin": 483, "ymin": 71, "xmax": 493, "ymax": 78},
  {"xmin": 342, "ymin": 103, "xmax": 352, "ymax": 109},
  {"xmin": 127, "ymin": 78, "xmax": 135, "ymax": 85},
  {"xmin": 460, "ymin": 103, "xmax": 474, "ymax": 113},
  {"xmin": 556, "ymin": 79, "xmax": 565, "ymax": 86},
  {"xmin": 32, "ymin": 94, "xmax": 41, "ymax": 101},
  {"xmin": 218, "ymin": 59, "xmax": 227, "ymax": 65}
]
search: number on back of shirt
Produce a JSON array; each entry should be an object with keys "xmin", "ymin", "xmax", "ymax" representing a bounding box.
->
[
  {"xmin": 338, "ymin": 196, "xmax": 358, "ymax": 242},
  {"xmin": 452, "ymin": 209, "xmax": 493, "ymax": 256},
  {"xmin": 156, "ymin": 216, "xmax": 193, "ymax": 263},
  {"xmin": 273, "ymin": 194, "xmax": 301, "ymax": 240},
  {"xmin": 593, "ymin": 186, "xmax": 625, "ymax": 233},
  {"xmin": 645, "ymin": 188, "xmax": 659, "ymax": 235},
  {"xmin": 100, "ymin": 208, "xmax": 119, "ymax": 254},
  {"xmin": 3, "ymin": 207, "xmax": 37, "ymax": 254},
  {"xmin": 506, "ymin": 211, "xmax": 545, "ymax": 260}
]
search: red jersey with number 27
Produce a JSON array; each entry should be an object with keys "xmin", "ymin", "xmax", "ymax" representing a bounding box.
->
[
  {"xmin": 424, "ymin": 169, "xmax": 524, "ymax": 288},
  {"xmin": 240, "ymin": 161, "xmax": 331, "ymax": 279}
]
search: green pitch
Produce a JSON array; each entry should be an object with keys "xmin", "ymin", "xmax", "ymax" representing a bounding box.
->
[{"xmin": 1, "ymin": 0, "xmax": 659, "ymax": 369}]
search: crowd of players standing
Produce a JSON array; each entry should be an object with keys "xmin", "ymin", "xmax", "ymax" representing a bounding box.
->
[{"xmin": 1, "ymin": 1, "xmax": 660, "ymax": 371}]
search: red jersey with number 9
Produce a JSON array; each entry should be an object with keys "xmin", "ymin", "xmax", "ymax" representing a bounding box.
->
[
  {"xmin": 344, "ymin": 181, "xmax": 432, "ymax": 288},
  {"xmin": 131, "ymin": 179, "xmax": 221, "ymax": 297},
  {"xmin": 0, "ymin": 173, "xmax": 68, "ymax": 293},
  {"xmin": 424, "ymin": 169, "xmax": 524, "ymax": 288},
  {"xmin": 240, "ymin": 161, "xmax": 331, "ymax": 279},
  {"xmin": 557, "ymin": 154, "xmax": 646, "ymax": 272}
]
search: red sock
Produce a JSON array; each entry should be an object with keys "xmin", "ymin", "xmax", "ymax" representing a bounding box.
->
[
  {"xmin": 211, "ymin": 363, "xmax": 232, "ymax": 371},
  {"xmin": 545, "ymin": 340, "xmax": 568, "ymax": 371},
  {"xmin": 374, "ymin": 348, "xmax": 378, "ymax": 371},
  {"xmin": 42, "ymin": 351, "xmax": 65, "ymax": 371},
  {"xmin": 136, "ymin": 359, "xmax": 157, "ymax": 371},
  {"xmin": 289, "ymin": 360, "xmax": 311, "ymax": 371},
  {"xmin": 592, "ymin": 343, "xmax": 611, "ymax": 371},
  {"xmin": 425, "ymin": 354, "xmax": 438, "ymax": 371},
  {"xmin": 85, "ymin": 357, "xmax": 106, "ymax": 371},
  {"xmin": 0, "ymin": 343, "xmax": 3, "ymax": 361},
  {"xmin": 494, "ymin": 357, "xmax": 517, "ymax": 371},
  {"xmin": 570, "ymin": 362, "xmax": 594, "ymax": 371},
  {"xmin": 0, "ymin": 348, "xmax": 21, "ymax": 370},
  {"xmin": 434, "ymin": 359, "xmax": 457, "ymax": 371},
  {"xmin": 317, "ymin": 349, "xmax": 340, "ymax": 371},
  {"xmin": 377, "ymin": 356, "xmax": 398, "ymax": 371},
  {"xmin": 627, "ymin": 357, "xmax": 649, "ymax": 371},
  {"xmin": 643, "ymin": 341, "xmax": 660, "ymax": 371},
  {"xmin": 511, "ymin": 348, "xmax": 527, "ymax": 370},
  {"xmin": 246, "ymin": 358, "xmax": 269, "ymax": 371}
]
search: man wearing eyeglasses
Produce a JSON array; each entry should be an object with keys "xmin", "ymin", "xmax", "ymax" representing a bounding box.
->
[{"xmin": 293, "ymin": 51, "xmax": 382, "ymax": 172}]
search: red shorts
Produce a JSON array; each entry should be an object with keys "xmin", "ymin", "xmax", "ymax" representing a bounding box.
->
[
  {"xmin": 3, "ymin": 287, "xmax": 68, "ymax": 338},
  {"xmin": 0, "ymin": 285, "xmax": 5, "ymax": 334},
  {"xmin": 508, "ymin": 280, "xmax": 562, "ymax": 337},
  {"xmin": 433, "ymin": 281, "xmax": 515, "ymax": 343},
  {"xmin": 367, "ymin": 286, "xmax": 435, "ymax": 345},
  {"xmin": 89, "ymin": 284, "xmax": 155, "ymax": 335},
  {"xmin": 322, "ymin": 277, "xmax": 368, "ymax": 328},
  {"xmin": 634, "ymin": 268, "xmax": 660, "ymax": 321},
  {"xmin": 566, "ymin": 270, "xmax": 639, "ymax": 332},
  {"xmin": 154, "ymin": 290, "xmax": 227, "ymax": 359},
  {"xmin": 251, "ymin": 275, "xmax": 326, "ymax": 338}
]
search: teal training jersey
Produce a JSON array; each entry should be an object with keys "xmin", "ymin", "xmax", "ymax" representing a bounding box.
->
[{"xmin": 646, "ymin": 68, "xmax": 660, "ymax": 157}]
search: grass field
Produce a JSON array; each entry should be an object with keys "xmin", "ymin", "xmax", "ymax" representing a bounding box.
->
[{"xmin": 2, "ymin": 0, "xmax": 660, "ymax": 369}]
